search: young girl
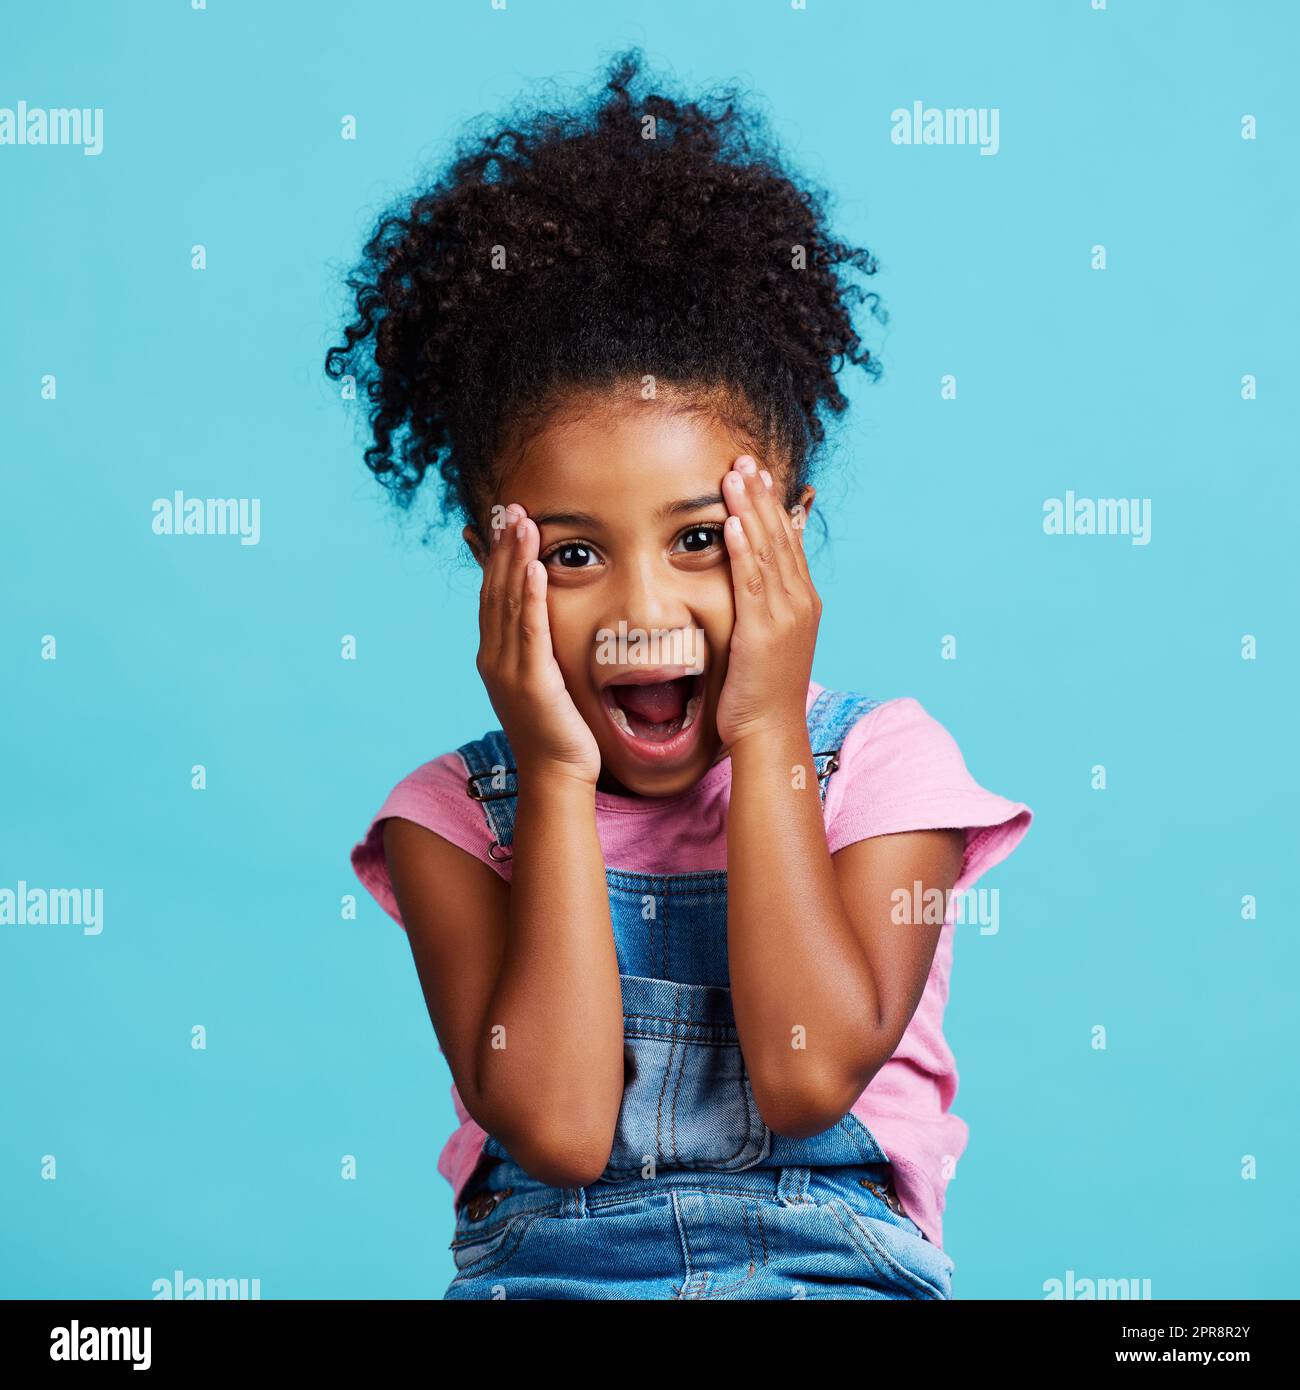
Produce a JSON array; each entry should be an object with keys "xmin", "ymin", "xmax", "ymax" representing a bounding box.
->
[{"xmin": 334, "ymin": 50, "xmax": 1031, "ymax": 1300}]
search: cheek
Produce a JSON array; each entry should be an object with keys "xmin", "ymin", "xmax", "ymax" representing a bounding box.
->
[
  {"xmin": 698, "ymin": 606, "xmax": 736, "ymax": 675},
  {"xmin": 542, "ymin": 593, "xmax": 596, "ymax": 689}
]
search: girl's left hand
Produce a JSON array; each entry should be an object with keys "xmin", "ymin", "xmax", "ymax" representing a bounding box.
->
[{"xmin": 715, "ymin": 456, "xmax": 821, "ymax": 749}]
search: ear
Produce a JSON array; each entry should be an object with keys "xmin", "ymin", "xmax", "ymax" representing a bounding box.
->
[
  {"xmin": 791, "ymin": 483, "xmax": 816, "ymax": 534},
  {"xmin": 463, "ymin": 523, "xmax": 488, "ymax": 569}
]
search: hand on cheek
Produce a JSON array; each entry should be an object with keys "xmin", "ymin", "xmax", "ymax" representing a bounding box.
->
[
  {"xmin": 474, "ymin": 501, "xmax": 602, "ymax": 785},
  {"xmin": 714, "ymin": 456, "xmax": 822, "ymax": 748}
]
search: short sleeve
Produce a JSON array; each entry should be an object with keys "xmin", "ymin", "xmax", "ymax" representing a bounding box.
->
[
  {"xmin": 350, "ymin": 752, "xmax": 505, "ymax": 930},
  {"xmin": 822, "ymin": 697, "xmax": 1032, "ymax": 889}
]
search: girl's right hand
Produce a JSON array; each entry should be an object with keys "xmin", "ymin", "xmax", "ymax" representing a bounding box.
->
[{"xmin": 475, "ymin": 502, "xmax": 603, "ymax": 788}]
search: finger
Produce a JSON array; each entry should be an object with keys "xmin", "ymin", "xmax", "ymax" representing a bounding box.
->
[
  {"xmin": 478, "ymin": 501, "xmax": 517, "ymax": 665},
  {"xmin": 725, "ymin": 463, "xmax": 790, "ymax": 619},
  {"xmin": 518, "ymin": 557, "xmax": 557, "ymax": 678},
  {"xmin": 734, "ymin": 460, "xmax": 795, "ymax": 601},
  {"xmin": 778, "ymin": 486, "xmax": 813, "ymax": 584},
  {"xmin": 722, "ymin": 508, "xmax": 769, "ymax": 623},
  {"xmin": 750, "ymin": 464, "xmax": 804, "ymax": 595},
  {"xmin": 498, "ymin": 511, "xmax": 537, "ymax": 675},
  {"xmin": 778, "ymin": 496, "xmax": 820, "ymax": 625}
]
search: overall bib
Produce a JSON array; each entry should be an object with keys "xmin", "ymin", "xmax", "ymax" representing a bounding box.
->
[{"xmin": 443, "ymin": 686, "xmax": 956, "ymax": 1300}]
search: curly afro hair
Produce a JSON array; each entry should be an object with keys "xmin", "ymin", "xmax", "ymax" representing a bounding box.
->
[{"xmin": 325, "ymin": 47, "xmax": 886, "ymax": 545}]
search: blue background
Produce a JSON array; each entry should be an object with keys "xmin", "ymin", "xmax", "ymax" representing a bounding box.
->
[{"xmin": 2, "ymin": 0, "xmax": 1295, "ymax": 1300}]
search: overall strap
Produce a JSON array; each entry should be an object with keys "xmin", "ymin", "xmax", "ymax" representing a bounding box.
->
[
  {"xmin": 456, "ymin": 729, "xmax": 518, "ymax": 862},
  {"xmin": 806, "ymin": 687, "xmax": 882, "ymax": 807}
]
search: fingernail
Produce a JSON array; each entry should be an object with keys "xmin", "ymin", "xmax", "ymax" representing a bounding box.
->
[
  {"xmin": 515, "ymin": 520, "xmax": 527, "ymax": 540},
  {"xmin": 760, "ymin": 469, "xmax": 773, "ymax": 490},
  {"xmin": 736, "ymin": 456, "xmax": 757, "ymax": 474}
]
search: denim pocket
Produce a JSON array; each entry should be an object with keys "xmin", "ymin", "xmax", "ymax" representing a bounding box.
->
[
  {"xmin": 818, "ymin": 1194, "xmax": 953, "ymax": 1300},
  {"xmin": 600, "ymin": 975, "xmax": 771, "ymax": 1180},
  {"xmin": 448, "ymin": 1210, "xmax": 538, "ymax": 1280}
]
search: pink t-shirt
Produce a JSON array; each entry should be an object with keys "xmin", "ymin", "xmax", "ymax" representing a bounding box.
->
[{"xmin": 351, "ymin": 679, "xmax": 1032, "ymax": 1252}]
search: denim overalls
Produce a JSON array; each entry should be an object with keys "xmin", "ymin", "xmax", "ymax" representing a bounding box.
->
[{"xmin": 443, "ymin": 686, "xmax": 956, "ymax": 1300}]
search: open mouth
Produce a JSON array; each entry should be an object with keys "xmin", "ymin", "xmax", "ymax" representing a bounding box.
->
[{"xmin": 600, "ymin": 672, "xmax": 704, "ymax": 754}]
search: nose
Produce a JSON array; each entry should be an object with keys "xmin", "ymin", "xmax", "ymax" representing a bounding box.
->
[{"xmin": 604, "ymin": 552, "xmax": 693, "ymax": 638}]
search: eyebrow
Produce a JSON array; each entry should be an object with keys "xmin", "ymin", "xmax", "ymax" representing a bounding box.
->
[{"xmin": 532, "ymin": 493, "xmax": 725, "ymax": 529}]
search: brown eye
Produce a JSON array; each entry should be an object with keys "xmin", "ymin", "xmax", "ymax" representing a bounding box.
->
[
  {"xmin": 543, "ymin": 541, "xmax": 601, "ymax": 569},
  {"xmin": 673, "ymin": 524, "xmax": 724, "ymax": 554}
]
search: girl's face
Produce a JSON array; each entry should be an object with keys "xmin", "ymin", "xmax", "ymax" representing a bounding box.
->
[{"xmin": 467, "ymin": 393, "xmax": 815, "ymax": 798}]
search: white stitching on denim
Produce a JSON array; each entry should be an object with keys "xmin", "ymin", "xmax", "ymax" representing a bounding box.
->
[{"xmin": 822, "ymin": 1198, "xmax": 946, "ymax": 1300}]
